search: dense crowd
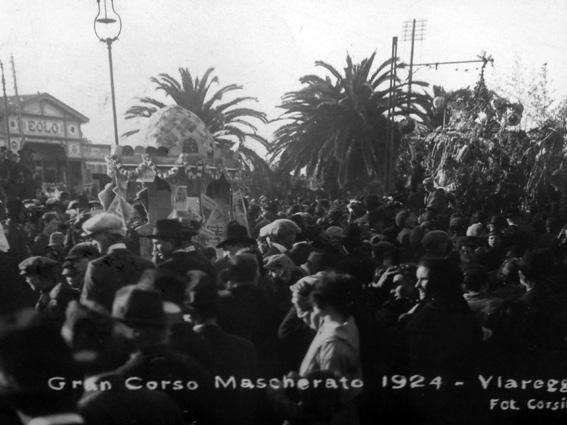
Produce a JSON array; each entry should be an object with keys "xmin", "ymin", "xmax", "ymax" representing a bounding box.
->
[{"xmin": 1, "ymin": 185, "xmax": 567, "ymax": 425}]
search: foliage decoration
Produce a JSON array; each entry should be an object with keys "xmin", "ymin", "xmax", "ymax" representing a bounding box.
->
[{"xmin": 416, "ymin": 69, "xmax": 567, "ymax": 216}]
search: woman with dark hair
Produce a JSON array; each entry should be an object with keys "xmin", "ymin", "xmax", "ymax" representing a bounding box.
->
[
  {"xmin": 401, "ymin": 258, "xmax": 483, "ymax": 423},
  {"xmin": 404, "ymin": 257, "xmax": 482, "ymax": 378}
]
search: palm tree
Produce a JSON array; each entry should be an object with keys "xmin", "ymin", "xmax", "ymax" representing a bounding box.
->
[
  {"xmin": 269, "ymin": 52, "xmax": 430, "ymax": 194},
  {"xmin": 124, "ymin": 67, "xmax": 271, "ymax": 180}
]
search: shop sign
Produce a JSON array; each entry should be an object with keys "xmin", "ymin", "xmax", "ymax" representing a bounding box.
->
[{"xmin": 23, "ymin": 118, "xmax": 65, "ymax": 137}]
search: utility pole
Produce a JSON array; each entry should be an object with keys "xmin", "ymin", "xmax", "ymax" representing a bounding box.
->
[
  {"xmin": 402, "ymin": 19, "xmax": 426, "ymax": 111},
  {"xmin": 386, "ymin": 37, "xmax": 398, "ymax": 193},
  {"xmin": 10, "ymin": 55, "xmax": 24, "ymax": 143},
  {"xmin": 407, "ymin": 19, "xmax": 415, "ymax": 111},
  {"xmin": 0, "ymin": 61, "xmax": 10, "ymax": 144}
]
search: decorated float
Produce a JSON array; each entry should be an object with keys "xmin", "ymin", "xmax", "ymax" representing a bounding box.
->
[
  {"xmin": 404, "ymin": 72, "xmax": 567, "ymax": 217},
  {"xmin": 105, "ymin": 105, "xmax": 249, "ymax": 248}
]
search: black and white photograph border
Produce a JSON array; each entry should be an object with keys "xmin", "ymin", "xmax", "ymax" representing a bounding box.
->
[{"xmin": 0, "ymin": 1, "xmax": 566, "ymax": 424}]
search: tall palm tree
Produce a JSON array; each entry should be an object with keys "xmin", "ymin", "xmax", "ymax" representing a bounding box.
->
[
  {"xmin": 269, "ymin": 52, "xmax": 430, "ymax": 193},
  {"xmin": 124, "ymin": 67, "xmax": 270, "ymax": 178}
]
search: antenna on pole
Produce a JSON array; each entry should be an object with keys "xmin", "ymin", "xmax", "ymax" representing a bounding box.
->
[
  {"xmin": 0, "ymin": 61, "xmax": 11, "ymax": 144},
  {"xmin": 10, "ymin": 55, "xmax": 24, "ymax": 143},
  {"xmin": 402, "ymin": 19, "xmax": 426, "ymax": 111}
]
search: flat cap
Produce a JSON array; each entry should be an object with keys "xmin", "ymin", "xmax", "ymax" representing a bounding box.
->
[
  {"xmin": 66, "ymin": 242, "xmax": 100, "ymax": 260},
  {"xmin": 259, "ymin": 219, "xmax": 302, "ymax": 238},
  {"xmin": 81, "ymin": 213, "xmax": 125, "ymax": 237},
  {"xmin": 466, "ymin": 223, "xmax": 484, "ymax": 238},
  {"xmin": 325, "ymin": 226, "xmax": 346, "ymax": 239},
  {"xmin": 264, "ymin": 253, "xmax": 295, "ymax": 271},
  {"xmin": 18, "ymin": 256, "xmax": 60, "ymax": 276}
]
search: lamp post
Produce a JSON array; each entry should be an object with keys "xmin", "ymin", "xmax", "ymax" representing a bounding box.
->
[{"xmin": 94, "ymin": 0, "xmax": 122, "ymax": 146}]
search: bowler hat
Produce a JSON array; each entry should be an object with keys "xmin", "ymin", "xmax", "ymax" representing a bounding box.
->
[
  {"xmin": 147, "ymin": 219, "xmax": 194, "ymax": 240},
  {"xmin": 217, "ymin": 221, "xmax": 256, "ymax": 248},
  {"xmin": 112, "ymin": 285, "xmax": 166, "ymax": 328}
]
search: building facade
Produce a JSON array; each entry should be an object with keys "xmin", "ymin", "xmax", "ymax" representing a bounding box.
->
[{"xmin": 0, "ymin": 92, "xmax": 112, "ymax": 194}]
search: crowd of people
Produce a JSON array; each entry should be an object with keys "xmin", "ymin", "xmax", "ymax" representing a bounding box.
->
[{"xmin": 1, "ymin": 186, "xmax": 567, "ymax": 425}]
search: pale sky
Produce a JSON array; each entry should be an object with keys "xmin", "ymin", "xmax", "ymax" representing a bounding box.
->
[{"xmin": 1, "ymin": 0, "xmax": 566, "ymax": 152}]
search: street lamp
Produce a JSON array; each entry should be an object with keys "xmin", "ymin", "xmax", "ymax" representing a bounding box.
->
[{"xmin": 94, "ymin": 0, "xmax": 122, "ymax": 146}]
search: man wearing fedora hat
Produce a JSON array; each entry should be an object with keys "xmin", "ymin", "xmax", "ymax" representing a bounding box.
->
[
  {"xmin": 149, "ymin": 219, "xmax": 216, "ymax": 280},
  {"xmin": 217, "ymin": 253, "xmax": 278, "ymax": 375},
  {"xmin": 62, "ymin": 242, "xmax": 100, "ymax": 292},
  {"xmin": 109, "ymin": 285, "xmax": 214, "ymax": 424},
  {"xmin": 149, "ymin": 219, "xmax": 193, "ymax": 264},
  {"xmin": 214, "ymin": 221, "xmax": 257, "ymax": 276},
  {"xmin": 81, "ymin": 213, "xmax": 154, "ymax": 311},
  {"xmin": 188, "ymin": 277, "xmax": 261, "ymax": 425},
  {"xmin": 60, "ymin": 300, "xmax": 187, "ymax": 425}
]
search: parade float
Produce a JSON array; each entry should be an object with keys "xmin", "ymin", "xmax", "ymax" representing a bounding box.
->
[
  {"xmin": 406, "ymin": 71, "xmax": 567, "ymax": 217},
  {"xmin": 105, "ymin": 105, "xmax": 249, "ymax": 248}
]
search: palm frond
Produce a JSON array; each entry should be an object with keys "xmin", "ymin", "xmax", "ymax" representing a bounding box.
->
[{"xmin": 124, "ymin": 67, "xmax": 268, "ymax": 158}]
